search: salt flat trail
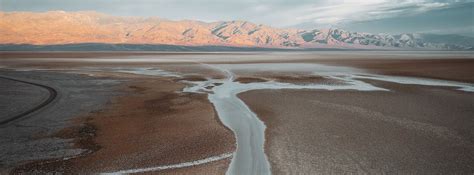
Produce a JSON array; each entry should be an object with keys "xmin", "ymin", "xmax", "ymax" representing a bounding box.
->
[{"xmin": 203, "ymin": 64, "xmax": 272, "ymax": 175}]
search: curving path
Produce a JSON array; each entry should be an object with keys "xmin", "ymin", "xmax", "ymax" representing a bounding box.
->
[{"xmin": 0, "ymin": 76, "xmax": 57, "ymax": 125}]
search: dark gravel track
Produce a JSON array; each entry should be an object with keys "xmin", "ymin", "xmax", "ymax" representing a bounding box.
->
[{"xmin": 0, "ymin": 76, "xmax": 57, "ymax": 125}]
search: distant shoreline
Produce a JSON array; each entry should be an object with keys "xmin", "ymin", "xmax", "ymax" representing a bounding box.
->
[{"xmin": 2, "ymin": 43, "xmax": 471, "ymax": 52}]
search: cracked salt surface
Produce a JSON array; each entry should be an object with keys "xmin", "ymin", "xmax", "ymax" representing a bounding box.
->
[{"xmin": 111, "ymin": 67, "xmax": 182, "ymax": 77}]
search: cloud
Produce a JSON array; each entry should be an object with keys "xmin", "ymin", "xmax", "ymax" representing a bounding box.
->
[{"xmin": 287, "ymin": 0, "xmax": 459, "ymax": 27}]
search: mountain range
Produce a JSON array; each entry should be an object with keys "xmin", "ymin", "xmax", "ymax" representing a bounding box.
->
[{"xmin": 1, "ymin": 11, "xmax": 473, "ymax": 51}]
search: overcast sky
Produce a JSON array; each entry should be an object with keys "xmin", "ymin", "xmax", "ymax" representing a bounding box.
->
[{"xmin": 1, "ymin": 0, "xmax": 473, "ymax": 36}]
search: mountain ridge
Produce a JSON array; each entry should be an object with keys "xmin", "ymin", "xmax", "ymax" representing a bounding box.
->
[{"xmin": 1, "ymin": 11, "xmax": 472, "ymax": 50}]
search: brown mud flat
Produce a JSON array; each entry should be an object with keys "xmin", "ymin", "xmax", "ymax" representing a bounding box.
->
[
  {"xmin": 268, "ymin": 75, "xmax": 343, "ymax": 85},
  {"xmin": 235, "ymin": 77, "xmax": 268, "ymax": 84},
  {"xmin": 239, "ymin": 79, "xmax": 474, "ymax": 174},
  {"xmin": 177, "ymin": 76, "xmax": 208, "ymax": 82},
  {"xmin": 14, "ymin": 75, "xmax": 235, "ymax": 174},
  {"xmin": 235, "ymin": 75, "xmax": 343, "ymax": 85},
  {"xmin": 12, "ymin": 118, "xmax": 99, "ymax": 173},
  {"xmin": 313, "ymin": 59, "xmax": 474, "ymax": 83}
]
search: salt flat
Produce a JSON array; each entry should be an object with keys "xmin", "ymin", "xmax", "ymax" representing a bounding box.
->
[{"xmin": 1, "ymin": 51, "xmax": 473, "ymax": 174}]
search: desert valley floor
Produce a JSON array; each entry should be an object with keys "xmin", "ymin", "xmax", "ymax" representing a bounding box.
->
[{"xmin": 0, "ymin": 51, "xmax": 473, "ymax": 174}]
